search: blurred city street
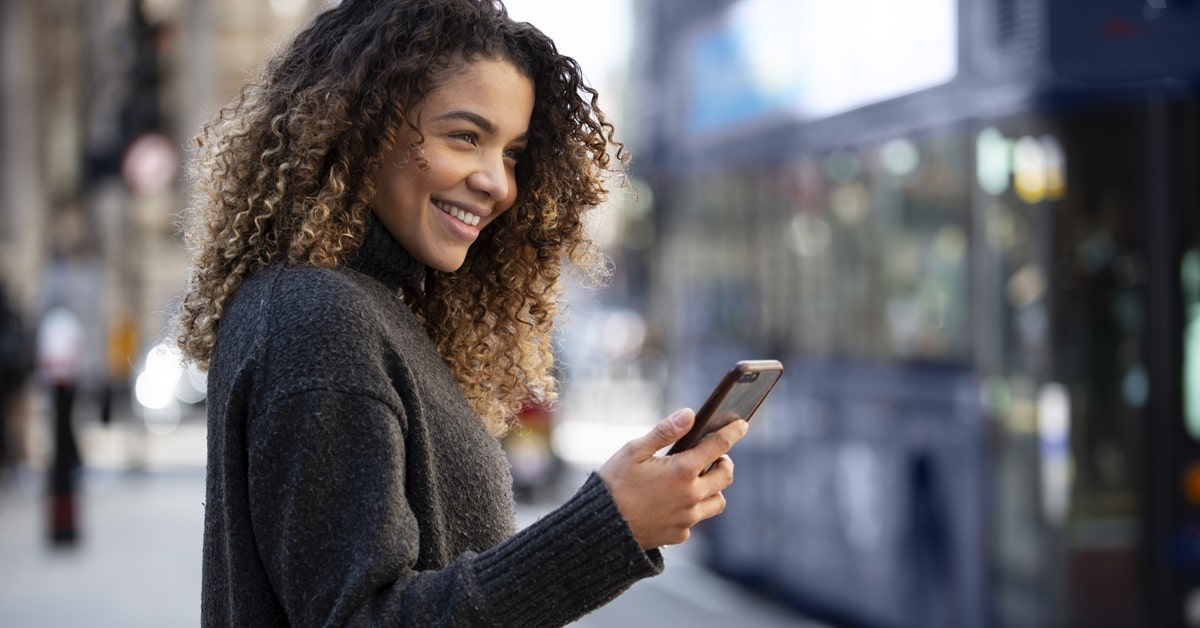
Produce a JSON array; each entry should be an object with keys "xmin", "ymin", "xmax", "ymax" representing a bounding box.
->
[
  {"xmin": 0, "ymin": 395, "xmax": 829, "ymax": 628},
  {"xmin": 7, "ymin": 0, "xmax": 1197, "ymax": 625}
]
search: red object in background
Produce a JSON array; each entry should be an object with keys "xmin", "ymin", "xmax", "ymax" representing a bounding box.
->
[
  {"xmin": 1101, "ymin": 17, "xmax": 1140, "ymax": 38},
  {"xmin": 503, "ymin": 398, "xmax": 562, "ymax": 502},
  {"xmin": 518, "ymin": 400, "xmax": 552, "ymax": 431},
  {"xmin": 50, "ymin": 494, "xmax": 77, "ymax": 544}
]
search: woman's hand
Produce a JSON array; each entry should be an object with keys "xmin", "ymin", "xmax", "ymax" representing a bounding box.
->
[{"xmin": 597, "ymin": 408, "xmax": 748, "ymax": 550}]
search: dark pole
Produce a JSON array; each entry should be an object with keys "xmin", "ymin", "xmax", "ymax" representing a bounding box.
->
[{"xmin": 48, "ymin": 380, "xmax": 81, "ymax": 545}]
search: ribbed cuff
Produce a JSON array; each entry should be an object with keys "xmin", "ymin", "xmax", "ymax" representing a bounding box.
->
[{"xmin": 471, "ymin": 472, "xmax": 664, "ymax": 627}]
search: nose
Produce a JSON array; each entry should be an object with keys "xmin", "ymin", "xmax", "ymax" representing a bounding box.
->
[{"xmin": 467, "ymin": 151, "xmax": 514, "ymax": 206}]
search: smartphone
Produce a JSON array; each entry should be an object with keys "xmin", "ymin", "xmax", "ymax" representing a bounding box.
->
[{"xmin": 667, "ymin": 359, "xmax": 784, "ymax": 455}]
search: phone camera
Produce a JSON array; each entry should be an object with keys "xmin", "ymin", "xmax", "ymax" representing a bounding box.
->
[{"xmin": 739, "ymin": 372, "xmax": 760, "ymax": 383}]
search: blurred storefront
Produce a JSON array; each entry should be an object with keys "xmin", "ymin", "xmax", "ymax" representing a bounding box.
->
[
  {"xmin": 626, "ymin": 1, "xmax": 1200, "ymax": 627},
  {"xmin": 0, "ymin": 0, "xmax": 322, "ymax": 434}
]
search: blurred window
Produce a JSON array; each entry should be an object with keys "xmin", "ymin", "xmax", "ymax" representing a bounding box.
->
[{"xmin": 778, "ymin": 129, "xmax": 971, "ymax": 361}]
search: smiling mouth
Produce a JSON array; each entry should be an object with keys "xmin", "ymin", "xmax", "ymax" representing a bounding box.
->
[{"xmin": 433, "ymin": 200, "xmax": 481, "ymax": 227}]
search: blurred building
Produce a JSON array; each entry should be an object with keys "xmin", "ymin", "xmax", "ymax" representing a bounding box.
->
[
  {"xmin": 626, "ymin": 1, "xmax": 1200, "ymax": 627},
  {"xmin": 0, "ymin": 0, "xmax": 323, "ymax": 373}
]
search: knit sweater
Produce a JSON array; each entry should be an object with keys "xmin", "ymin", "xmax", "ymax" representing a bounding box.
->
[{"xmin": 201, "ymin": 217, "xmax": 664, "ymax": 627}]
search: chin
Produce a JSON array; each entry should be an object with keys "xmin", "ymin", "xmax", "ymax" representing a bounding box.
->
[{"xmin": 429, "ymin": 255, "xmax": 469, "ymax": 273}]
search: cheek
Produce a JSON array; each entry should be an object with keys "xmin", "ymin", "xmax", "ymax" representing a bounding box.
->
[
  {"xmin": 376, "ymin": 162, "xmax": 413, "ymax": 207},
  {"xmin": 419, "ymin": 155, "xmax": 465, "ymax": 192}
]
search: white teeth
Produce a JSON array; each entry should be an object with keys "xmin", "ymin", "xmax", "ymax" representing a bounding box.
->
[{"xmin": 435, "ymin": 201, "xmax": 480, "ymax": 226}]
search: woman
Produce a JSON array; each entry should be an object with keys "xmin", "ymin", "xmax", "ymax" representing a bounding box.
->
[{"xmin": 173, "ymin": 1, "xmax": 746, "ymax": 625}]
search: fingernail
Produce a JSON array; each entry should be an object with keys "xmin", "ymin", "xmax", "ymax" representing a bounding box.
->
[{"xmin": 668, "ymin": 409, "xmax": 686, "ymax": 427}]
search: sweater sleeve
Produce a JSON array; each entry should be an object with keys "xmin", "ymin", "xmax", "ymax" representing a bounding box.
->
[
  {"xmin": 469, "ymin": 473, "xmax": 666, "ymax": 626},
  {"xmin": 247, "ymin": 388, "xmax": 663, "ymax": 628}
]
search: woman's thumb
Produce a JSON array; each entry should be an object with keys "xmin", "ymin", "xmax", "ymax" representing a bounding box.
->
[{"xmin": 640, "ymin": 408, "xmax": 694, "ymax": 454}]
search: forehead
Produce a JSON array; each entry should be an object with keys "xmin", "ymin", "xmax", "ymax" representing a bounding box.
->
[{"xmin": 420, "ymin": 57, "xmax": 533, "ymax": 120}]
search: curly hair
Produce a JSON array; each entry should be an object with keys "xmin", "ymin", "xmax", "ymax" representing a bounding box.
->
[{"xmin": 173, "ymin": 0, "xmax": 622, "ymax": 435}]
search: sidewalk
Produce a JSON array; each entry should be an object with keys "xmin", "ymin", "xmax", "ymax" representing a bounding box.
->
[{"xmin": 0, "ymin": 421, "xmax": 207, "ymax": 627}]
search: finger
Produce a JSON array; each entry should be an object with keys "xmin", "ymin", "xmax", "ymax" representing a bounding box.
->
[
  {"xmin": 700, "ymin": 454, "xmax": 735, "ymax": 480},
  {"xmin": 626, "ymin": 408, "xmax": 694, "ymax": 457},
  {"xmin": 693, "ymin": 491, "xmax": 728, "ymax": 523},
  {"xmin": 686, "ymin": 419, "xmax": 747, "ymax": 466},
  {"xmin": 697, "ymin": 461, "xmax": 735, "ymax": 496}
]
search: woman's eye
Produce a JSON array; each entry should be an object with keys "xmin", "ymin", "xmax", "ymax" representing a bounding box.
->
[
  {"xmin": 504, "ymin": 147, "xmax": 525, "ymax": 164},
  {"xmin": 452, "ymin": 132, "xmax": 478, "ymax": 146}
]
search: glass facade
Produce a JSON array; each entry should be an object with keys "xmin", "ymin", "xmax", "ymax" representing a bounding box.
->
[{"xmin": 648, "ymin": 99, "xmax": 1200, "ymax": 625}]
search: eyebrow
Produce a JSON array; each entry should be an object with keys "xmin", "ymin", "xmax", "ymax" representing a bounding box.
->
[{"xmin": 434, "ymin": 110, "xmax": 528, "ymax": 143}]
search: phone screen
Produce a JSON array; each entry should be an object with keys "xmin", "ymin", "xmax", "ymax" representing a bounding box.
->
[{"xmin": 667, "ymin": 360, "xmax": 783, "ymax": 454}]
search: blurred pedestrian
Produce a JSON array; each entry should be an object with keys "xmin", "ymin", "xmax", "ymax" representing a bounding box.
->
[
  {"xmin": 36, "ymin": 305, "xmax": 84, "ymax": 544},
  {"xmin": 0, "ymin": 280, "xmax": 32, "ymax": 472},
  {"xmin": 172, "ymin": 1, "xmax": 747, "ymax": 626}
]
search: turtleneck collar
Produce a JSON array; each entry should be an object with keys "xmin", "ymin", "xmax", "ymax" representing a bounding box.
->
[{"xmin": 348, "ymin": 212, "xmax": 427, "ymax": 292}]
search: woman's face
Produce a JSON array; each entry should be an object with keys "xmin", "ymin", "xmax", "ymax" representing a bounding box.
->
[{"xmin": 371, "ymin": 57, "xmax": 534, "ymax": 272}]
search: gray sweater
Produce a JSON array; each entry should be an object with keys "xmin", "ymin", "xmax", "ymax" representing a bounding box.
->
[{"xmin": 201, "ymin": 218, "xmax": 663, "ymax": 627}]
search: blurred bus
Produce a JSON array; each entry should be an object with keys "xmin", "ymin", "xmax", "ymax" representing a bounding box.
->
[{"xmin": 626, "ymin": 1, "xmax": 1200, "ymax": 626}]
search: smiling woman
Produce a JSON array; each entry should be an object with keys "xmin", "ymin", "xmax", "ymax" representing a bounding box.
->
[
  {"xmin": 370, "ymin": 58, "xmax": 533, "ymax": 273},
  {"xmin": 169, "ymin": 1, "xmax": 749, "ymax": 626}
]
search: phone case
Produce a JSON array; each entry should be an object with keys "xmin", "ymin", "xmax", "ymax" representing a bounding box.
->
[{"xmin": 667, "ymin": 359, "xmax": 783, "ymax": 454}]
